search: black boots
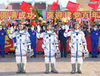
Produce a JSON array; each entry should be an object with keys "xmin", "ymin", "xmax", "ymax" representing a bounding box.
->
[
  {"xmin": 45, "ymin": 63, "xmax": 58, "ymax": 74},
  {"xmin": 71, "ymin": 64, "xmax": 82, "ymax": 74},
  {"xmin": 16, "ymin": 63, "xmax": 26, "ymax": 74}
]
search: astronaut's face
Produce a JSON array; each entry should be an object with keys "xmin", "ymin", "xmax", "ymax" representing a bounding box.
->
[
  {"xmin": 47, "ymin": 25, "xmax": 52, "ymax": 30},
  {"xmin": 18, "ymin": 24, "xmax": 24, "ymax": 30},
  {"xmin": 75, "ymin": 24, "xmax": 80, "ymax": 30}
]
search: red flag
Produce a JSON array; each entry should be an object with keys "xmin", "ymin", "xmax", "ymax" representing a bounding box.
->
[
  {"xmin": 51, "ymin": 0, "xmax": 59, "ymax": 11},
  {"xmin": 88, "ymin": 0, "xmax": 100, "ymax": 10},
  {"xmin": 66, "ymin": 1, "xmax": 80, "ymax": 13},
  {"xmin": 20, "ymin": 1, "xmax": 34, "ymax": 12}
]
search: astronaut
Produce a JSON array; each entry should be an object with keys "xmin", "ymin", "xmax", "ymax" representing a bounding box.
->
[
  {"xmin": 64, "ymin": 23, "xmax": 88, "ymax": 74},
  {"xmin": 37, "ymin": 24, "xmax": 58, "ymax": 74},
  {"xmin": 9, "ymin": 23, "xmax": 31, "ymax": 74}
]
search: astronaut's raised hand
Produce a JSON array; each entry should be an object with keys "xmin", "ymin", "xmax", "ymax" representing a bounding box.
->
[
  {"xmin": 37, "ymin": 25, "xmax": 41, "ymax": 33},
  {"xmin": 65, "ymin": 25, "xmax": 69, "ymax": 32},
  {"xmin": 10, "ymin": 26, "xmax": 15, "ymax": 34}
]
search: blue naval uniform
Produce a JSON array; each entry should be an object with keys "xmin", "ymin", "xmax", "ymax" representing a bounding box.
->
[
  {"xmin": 91, "ymin": 29, "xmax": 100, "ymax": 56},
  {"xmin": 58, "ymin": 29, "xmax": 68, "ymax": 57},
  {"xmin": 0, "ymin": 29, "xmax": 7, "ymax": 56},
  {"xmin": 28, "ymin": 29, "xmax": 37, "ymax": 57}
]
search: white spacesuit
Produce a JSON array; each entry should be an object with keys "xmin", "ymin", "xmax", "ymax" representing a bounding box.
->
[
  {"xmin": 64, "ymin": 28, "xmax": 88, "ymax": 74},
  {"xmin": 37, "ymin": 30, "xmax": 59, "ymax": 73},
  {"xmin": 9, "ymin": 29, "xmax": 31, "ymax": 73}
]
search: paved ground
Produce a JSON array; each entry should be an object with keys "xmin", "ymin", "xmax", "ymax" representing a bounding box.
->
[{"xmin": 0, "ymin": 54, "xmax": 100, "ymax": 76}]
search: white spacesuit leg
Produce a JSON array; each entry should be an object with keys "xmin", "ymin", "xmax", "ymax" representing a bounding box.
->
[
  {"xmin": 71, "ymin": 57, "xmax": 76, "ymax": 64},
  {"xmin": 44, "ymin": 57, "xmax": 49, "ymax": 73},
  {"xmin": 16, "ymin": 56, "xmax": 21, "ymax": 64},
  {"xmin": 77, "ymin": 57, "xmax": 83, "ymax": 74},
  {"xmin": 22, "ymin": 56, "xmax": 27, "ymax": 64},
  {"xmin": 21, "ymin": 56, "xmax": 27, "ymax": 73},
  {"xmin": 45, "ymin": 57, "xmax": 49, "ymax": 63},
  {"xmin": 77, "ymin": 57, "xmax": 83, "ymax": 64},
  {"xmin": 51, "ymin": 57, "xmax": 58, "ymax": 73},
  {"xmin": 16, "ymin": 56, "xmax": 22, "ymax": 73},
  {"xmin": 51, "ymin": 57, "xmax": 56, "ymax": 63}
]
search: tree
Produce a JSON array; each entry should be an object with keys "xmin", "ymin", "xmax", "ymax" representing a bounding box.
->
[{"xmin": 32, "ymin": 8, "xmax": 43, "ymax": 23}]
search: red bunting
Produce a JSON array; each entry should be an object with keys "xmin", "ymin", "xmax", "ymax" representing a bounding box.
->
[
  {"xmin": 20, "ymin": 1, "xmax": 34, "ymax": 12},
  {"xmin": 51, "ymin": 0, "xmax": 59, "ymax": 11},
  {"xmin": 88, "ymin": 0, "xmax": 100, "ymax": 10},
  {"xmin": 66, "ymin": 1, "xmax": 80, "ymax": 13}
]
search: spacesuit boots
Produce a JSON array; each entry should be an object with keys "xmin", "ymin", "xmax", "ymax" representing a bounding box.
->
[
  {"xmin": 77, "ymin": 64, "xmax": 82, "ymax": 74},
  {"xmin": 45, "ymin": 64, "xmax": 49, "ymax": 74},
  {"xmin": 21, "ymin": 63, "xmax": 26, "ymax": 73},
  {"xmin": 51, "ymin": 63, "xmax": 58, "ymax": 73},
  {"xmin": 16, "ymin": 64, "xmax": 21, "ymax": 74},
  {"xmin": 71, "ymin": 64, "xmax": 76, "ymax": 74}
]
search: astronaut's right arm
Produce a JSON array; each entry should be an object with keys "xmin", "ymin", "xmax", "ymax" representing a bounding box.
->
[
  {"xmin": 37, "ymin": 32, "xmax": 45, "ymax": 39},
  {"xmin": 8, "ymin": 31, "xmax": 16, "ymax": 39},
  {"xmin": 64, "ymin": 30, "xmax": 71, "ymax": 37}
]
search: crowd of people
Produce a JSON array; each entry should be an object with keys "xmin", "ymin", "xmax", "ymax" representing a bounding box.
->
[{"xmin": 0, "ymin": 18, "xmax": 100, "ymax": 74}]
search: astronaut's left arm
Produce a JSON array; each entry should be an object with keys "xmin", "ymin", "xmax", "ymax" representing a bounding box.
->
[
  {"xmin": 54, "ymin": 33, "xmax": 59, "ymax": 53},
  {"xmin": 81, "ymin": 32, "xmax": 88, "ymax": 51},
  {"xmin": 26, "ymin": 32, "xmax": 31, "ymax": 50},
  {"xmin": 37, "ymin": 32, "xmax": 44, "ymax": 39}
]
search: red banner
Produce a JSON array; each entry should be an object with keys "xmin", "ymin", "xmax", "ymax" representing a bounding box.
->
[
  {"xmin": 18, "ymin": 11, "xmax": 34, "ymax": 19},
  {"xmin": 0, "ymin": 11, "xmax": 34, "ymax": 19},
  {"xmin": 73, "ymin": 11, "xmax": 82, "ymax": 19},
  {"xmin": 46, "ymin": 11, "xmax": 54, "ymax": 20},
  {"xmin": 55, "ymin": 11, "xmax": 63, "ymax": 19},
  {"xmin": 46, "ymin": 11, "xmax": 100, "ymax": 20},
  {"xmin": 91, "ymin": 11, "xmax": 99, "ymax": 19},
  {"xmin": 81, "ymin": 11, "xmax": 90, "ymax": 19},
  {"xmin": 64, "ymin": 11, "xmax": 72, "ymax": 18},
  {"xmin": 9, "ymin": 11, "xmax": 17, "ymax": 19},
  {"xmin": 0, "ymin": 11, "xmax": 9, "ymax": 19},
  {"xmin": 4, "ymin": 35, "xmax": 15, "ymax": 52}
]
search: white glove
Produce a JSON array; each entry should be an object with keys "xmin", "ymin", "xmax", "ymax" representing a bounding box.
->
[
  {"xmin": 83, "ymin": 50, "xmax": 89, "ymax": 58},
  {"xmin": 56, "ymin": 50, "xmax": 61, "ymax": 58},
  {"xmin": 37, "ymin": 25, "xmax": 41, "ymax": 33},
  {"xmin": 10, "ymin": 27, "xmax": 14, "ymax": 33},
  {"xmin": 65, "ymin": 25, "xmax": 69, "ymax": 32}
]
